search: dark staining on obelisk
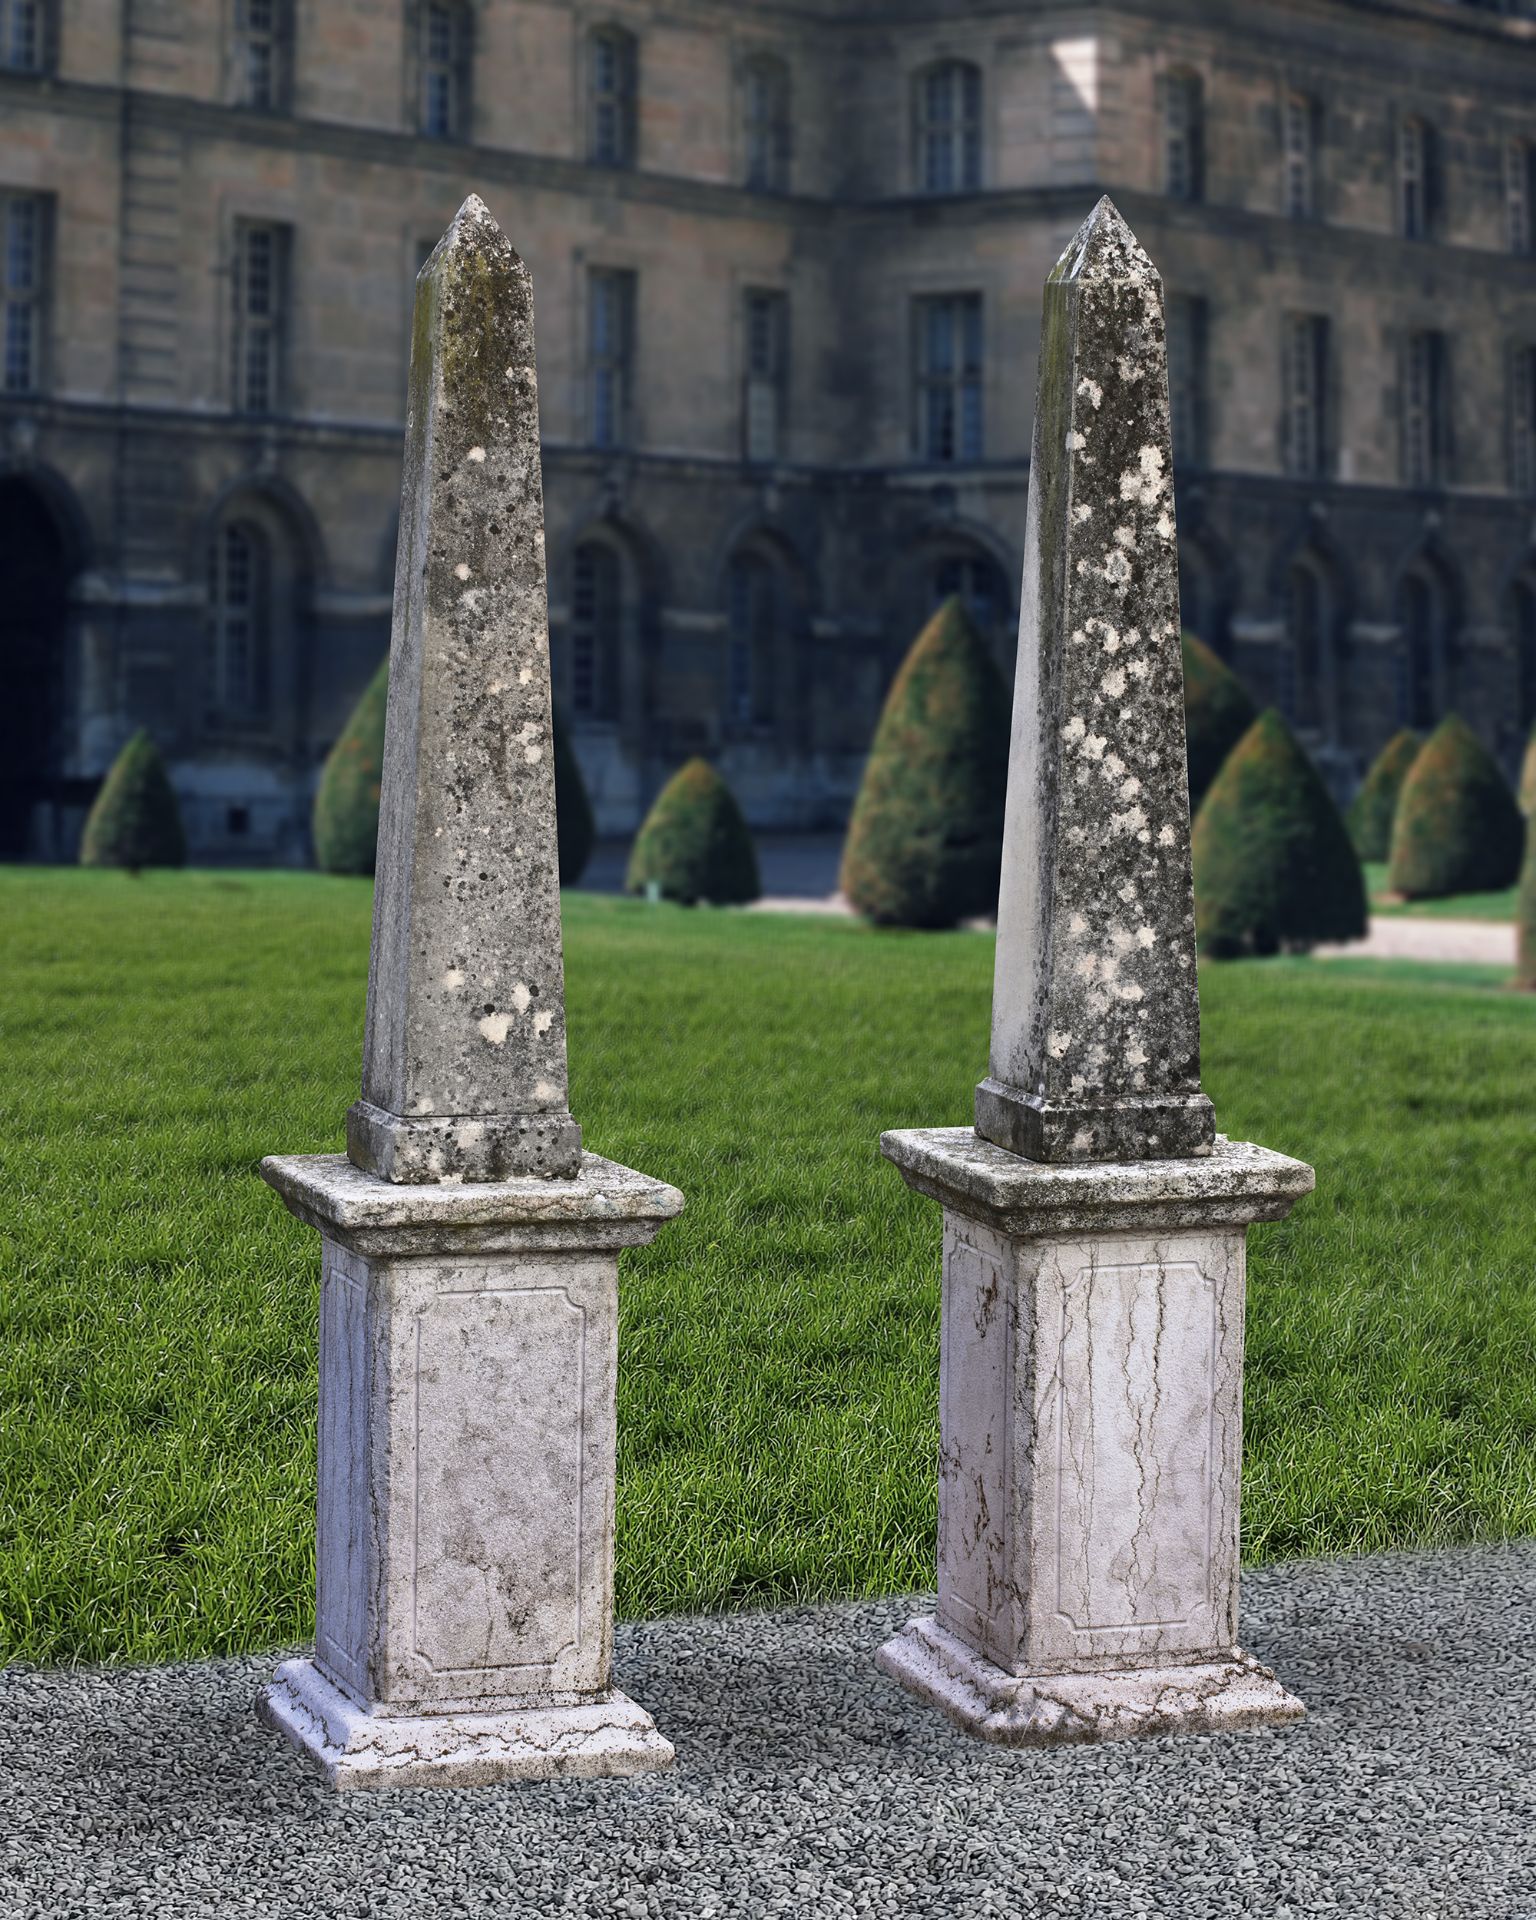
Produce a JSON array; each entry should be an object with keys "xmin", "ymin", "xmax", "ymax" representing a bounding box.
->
[
  {"xmin": 976, "ymin": 198, "xmax": 1216, "ymax": 1165},
  {"xmin": 347, "ymin": 195, "xmax": 584, "ymax": 1183}
]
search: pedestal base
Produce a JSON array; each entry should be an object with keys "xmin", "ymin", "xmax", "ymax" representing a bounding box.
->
[
  {"xmin": 258, "ymin": 1657, "xmax": 675, "ymax": 1790},
  {"xmin": 876, "ymin": 1617, "xmax": 1304, "ymax": 1748}
]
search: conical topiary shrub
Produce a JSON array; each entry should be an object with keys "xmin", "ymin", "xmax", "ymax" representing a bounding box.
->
[
  {"xmin": 625, "ymin": 758, "xmax": 760, "ymax": 905},
  {"xmin": 839, "ymin": 597, "xmax": 1011, "ymax": 929},
  {"xmin": 553, "ymin": 701, "xmax": 595, "ymax": 887},
  {"xmin": 1192, "ymin": 709, "xmax": 1367, "ymax": 958},
  {"xmin": 1347, "ymin": 729, "xmax": 1422, "ymax": 863},
  {"xmin": 79, "ymin": 730, "xmax": 186, "ymax": 872},
  {"xmin": 1386, "ymin": 713, "xmax": 1524, "ymax": 900},
  {"xmin": 313, "ymin": 656, "xmax": 389, "ymax": 875},
  {"xmin": 1518, "ymin": 813, "xmax": 1536, "ymax": 990},
  {"xmin": 1182, "ymin": 633, "xmax": 1256, "ymax": 813}
]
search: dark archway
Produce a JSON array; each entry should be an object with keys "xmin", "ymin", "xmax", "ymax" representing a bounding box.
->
[{"xmin": 0, "ymin": 478, "xmax": 69, "ymax": 855}]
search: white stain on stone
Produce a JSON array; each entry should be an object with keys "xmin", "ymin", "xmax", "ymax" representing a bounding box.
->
[
  {"xmin": 1103, "ymin": 666, "xmax": 1127, "ymax": 698},
  {"xmin": 1076, "ymin": 377, "xmax": 1103, "ymax": 410},
  {"xmin": 1064, "ymin": 715, "xmax": 1086, "ymax": 744},
  {"xmin": 467, "ymin": 446, "xmax": 487, "ymax": 463},
  {"xmin": 442, "ymin": 968, "xmax": 465, "ymax": 989},
  {"xmin": 1118, "ymin": 443, "xmax": 1167, "ymax": 507},
  {"xmin": 1158, "ymin": 824, "xmax": 1177, "ymax": 846},
  {"xmin": 478, "ymin": 1013, "xmax": 512, "ymax": 1045},
  {"xmin": 518, "ymin": 665, "xmax": 533, "ymax": 684},
  {"xmin": 454, "ymin": 562, "xmax": 471, "ymax": 582},
  {"xmin": 509, "ymin": 982, "xmax": 532, "ymax": 1014},
  {"xmin": 534, "ymin": 1080, "xmax": 556, "ymax": 1102},
  {"xmin": 533, "ymin": 1010, "xmax": 553, "ymax": 1036},
  {"xmin": 1137, "ymin": 925, "xmax": 1157, "ymax": 947},
  {"xmin": 410, "ymin": 1096, "xmax": 436, "ymax": 1115},
  {"xmin": 1047, "ymin": 1029, "xmax": 1073, "ymax": 1058},
  {"xmin": 1073, "ymin": 504, "xmax": 1093, "ymax": 524},
  {"xmin": 1066, "ymin": 430, "xmax": 1088, "ymax": 451}
]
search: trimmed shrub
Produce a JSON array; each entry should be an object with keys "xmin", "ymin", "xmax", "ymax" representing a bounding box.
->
[
  {"xmin": 1518, "ymin": 813, "xmax": 1536, "ymax": 991},
  {"xmin": 553, "ymin": 701, "xmax": 596, "ymax": 887},
  {"xmin": 1183, "ymin": 633, "xmax": 1257, "ymax": 813},
  {"xmin": 839, "ymin": 596, "xmax": 1011, "ymax": 929},
  {"xmin": 1386, "ymin": 713, "xmax": 1523, "ymax": 899},
  {"xmin": 1520, "ymin": 725, "xmax": 1536, "ymax": 817},
  {"xmin": 1347, "ymin": 729, "xmax": 1422, "ymax": 863},
  {"xmin": 1192, "ymin": 709, "xmax": 1366, "ymax": 958},
  {"xmin": 625, "ymin": 758, "xmax": 760, "ymax": 905},
  {"xmin": 79, "ymin": 731, "xmax": 185, "ymax": 872},
  {"xmin": 313, "ymin": 656, "xmax": 388, "ymax": 875}
]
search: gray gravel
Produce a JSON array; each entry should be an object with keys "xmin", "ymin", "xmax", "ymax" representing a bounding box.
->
[{"xmin": 3, "ymin": 1542, "xmax": 1535, "ymax": 1920}]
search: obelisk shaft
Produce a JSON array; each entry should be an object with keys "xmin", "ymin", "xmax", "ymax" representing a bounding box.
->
[
  {"xmin": 976, "ymin": 197, "xmax": 1214, "ymax": 1164},
  {"xmin": 349, "ymin": 195, "xmax": 582, "ymax": 1183}
]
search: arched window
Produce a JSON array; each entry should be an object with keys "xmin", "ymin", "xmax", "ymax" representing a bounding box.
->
[
  {"xmin": 419, "ymin": 0, "xmax": 471, "ymax": 139},
  {"xmin": 208, "ymin": 520, "xmax": 272, "ymax": 722},
  {"xmin": 0, "ymin": 0, "xmax": 46, "ymax": 74},
  {"xmin": 1161, "ymin": 70, "xmax": 1204, "ymax": 203},
  {"xmin": 570, "ymin": 542, "xmax": 623, "ymax": 722},
  {"xmin": 915, "ymin": 61, "xmax": 981, "ymax": 195},
  {"xmin": 1287, "ymin": 562, "xmax": 1326, "ymax": 733},
  {"xmin": 1395, "ymin": 572, "xmax": 1441, "ymax": 729},
  {"xmin": 1398, "ymin": 116, "xmax": 1432, "ymax": 239},
  {"xmin": 726, "ymin": 552, "xmax": 780, "ymax": 728},
  {"xmin": 589, "ymin": 26, "xmax": 638, "ymax": 167},
  {"xmin": 1509, "ymin": 577, "xmax": 1536, "ymax": 731},
  {"xmin": 742, "ymin": 54, "xmax": 791, "ymax": 192}
]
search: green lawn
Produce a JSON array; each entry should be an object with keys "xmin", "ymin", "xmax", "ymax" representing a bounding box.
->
[
  {"xmin": 1365, "ymin": 861, "xmax": 1521, "ymax": 922},
  {"xmin": 2, "ymin": 869, "xmax": 1535, "ymax": 1670}
]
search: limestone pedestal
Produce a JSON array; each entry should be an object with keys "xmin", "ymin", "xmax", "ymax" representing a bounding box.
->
[
  {"xmin": 877, "ymin": 1129, "xmax": 1313, "ymax": 1748},
  {"xmin": 258, "ymin": 1150, "xmax": 683, "ymax": 1790}
]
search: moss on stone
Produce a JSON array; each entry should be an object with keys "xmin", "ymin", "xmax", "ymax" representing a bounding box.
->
[
  {"xmin": 1386, "ymin": 713, "xmax": 1523, "ymax": 900},
  {"xmin": 553, "ymin": 701, "xmax": 595, "ymax": 887},
  {"xmin": 1182, "ymin": 633, "xmax": 1257, "ymax": 813},
  {"xmin": 625, "ymin": 758, "xmax": 760, "ymax": 905},
  {"xmin": 1192, "ymin": 709, "xmax": 1366, "ymax": 957},
  {"xmin": 839, "ymin": 597, "xmax": 1011, "ymax": 929},
  {"xmin": 1519, "ymin": 725, "xmax": 1536, "ymax": 817},
  {"xmin": 313, "ymin": 656, "xmax": 388, "ymax": 875},
  {"xmin": 79, "ymin": 730, "xmax": 186, "ymax": 872},
  {"xmin": 1347, "ymin": 730, "xmax": 1422, "ymax": 863}
]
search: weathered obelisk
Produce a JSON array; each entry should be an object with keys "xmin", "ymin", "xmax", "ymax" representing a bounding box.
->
[
  {"xmin": 257, "ymin": 198, "xmax": 681, "ymax": 1788},
  {"xmin": 876, "ymin": 200, "xmax": 1314, "ymax": 1745}
]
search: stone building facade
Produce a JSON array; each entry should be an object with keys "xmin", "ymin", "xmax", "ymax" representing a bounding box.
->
[{"xmin": 1, "ymin": 0, "xmax": 1534, "ymax": 860}]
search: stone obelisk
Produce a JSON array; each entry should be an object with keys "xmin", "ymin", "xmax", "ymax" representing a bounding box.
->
[
  {"xmin": 256, "ymin": 197, "xmax": 681, "ymax": 1789},
  {"xmin": 876, "ymin": 200, "xmax": 1314, "ymax": 1745}
]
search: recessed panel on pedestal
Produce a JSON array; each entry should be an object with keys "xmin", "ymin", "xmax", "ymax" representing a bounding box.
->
[
  {"xmin": 1034, "ymin": 1245, "xmax": 1226, "ymax": 1666},
  {"xmin": 408, "ymin": 1280, "xmax": 588, "ymax": 1687}
]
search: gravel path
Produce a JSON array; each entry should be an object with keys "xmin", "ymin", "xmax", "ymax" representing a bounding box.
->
[
  {"xmin": 4, "ymin": 1541, "xmax": 1535, "ymax": 1919},
  {"xmin": 1314, "ymin": 917, "xmax": 1515, "ymax": 968}
]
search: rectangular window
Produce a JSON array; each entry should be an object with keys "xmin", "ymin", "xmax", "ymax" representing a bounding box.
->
[
  {"xmin": 1508, "ymin": 140, "xmax": 1534, "ymax": 254},
  {"xmin": 1511, "ymin": 345, "xmax": 1536, "ymax": 495},
  {"xmin": 1166, "ymin": 294, "xmax": 1208, "ymax": 468},
  {"xmin": 590, "ymin": 30, "xmax": 637, "ymax": 167},
  {"xmin": 1162, "ymin": 71, "xmax": 1204, "ymax": 203},
  {"xmin": 1282, "ymin": 93, "xmax": 1316, "ymax": 219},
  {"xmin": 2, "ymin": 191, "xmax": 45, "ymax": 394},
  {"xmin": 420, "ymin": 1, "xmax": 467, "ymax": 139},
  {"xmin": 743, "ymin": 289, "xmax": 787, "ymax": 464},
  {"xmin": 232, "ymin": 221, "xmax": 288, "ymax": 415},
  {"xmin": 0, "ymin": 0, "xmax": 44, "ymax": 73},
  {"xmin": 1399, "ymin": 118, "xmax": 1428, "ymax": 239},
  {"xmin": 1283, "ymin": 314, "xmax": 1329, "ymax": 478},
  {"xmin": 1402, "ymin": 330, "xmax": 1447, "ymax": 487},
  {"xmin": 916, "ymin": 63, "xmax": 981, "ymax": 195},
  {"xmin": 235, "ymin": 0, "xmax": 289, "ymax": 110},
  {"xmin": 588, "ymin": 268, "xmax": 634, "ymax": 449},
  {"xmin": 913, "ymin": 294, "xmax": 983, "ymax": 464}
]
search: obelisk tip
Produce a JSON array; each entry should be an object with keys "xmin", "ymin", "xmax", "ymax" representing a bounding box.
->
[{"xmin": 1051, "ymin": 196, "xmax": 1158, "ymax": 288}]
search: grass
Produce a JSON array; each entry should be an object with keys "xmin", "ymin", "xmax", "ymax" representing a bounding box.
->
[
  {"xmin": 2, "ymin": 869, "xmax": 1535, "ymax": 1671},
  {"xmin": 1364, "ymin": 861, "xmax": 1520, "ymax": 922}
]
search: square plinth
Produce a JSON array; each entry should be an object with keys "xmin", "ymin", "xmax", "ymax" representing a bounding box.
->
[
  {"xmin": 877, "ymin": 1616, "xmax": 1303, "ymax": 1748},
  {"xmin": 259, "ymin": 1657, "xmax": 674, "ymax": 1790}
]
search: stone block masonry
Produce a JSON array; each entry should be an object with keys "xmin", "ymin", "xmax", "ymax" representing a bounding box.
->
[
  {"xmin": 257, "ymin": 197, "xmax": 682, "ymax": 1789},
  {"xmin": 878, "ymin": 200, "xmax": 1314, "ymax": 1749}
]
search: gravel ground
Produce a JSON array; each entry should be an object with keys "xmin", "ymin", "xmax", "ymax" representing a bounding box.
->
[
  {"xmin": 1313, "ymin": 918, "xmax": 1515, "ymax": 967},
  {"xmin": 4, "ymin": 1541, "xmax": 1535, "ymax": 1920}
]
